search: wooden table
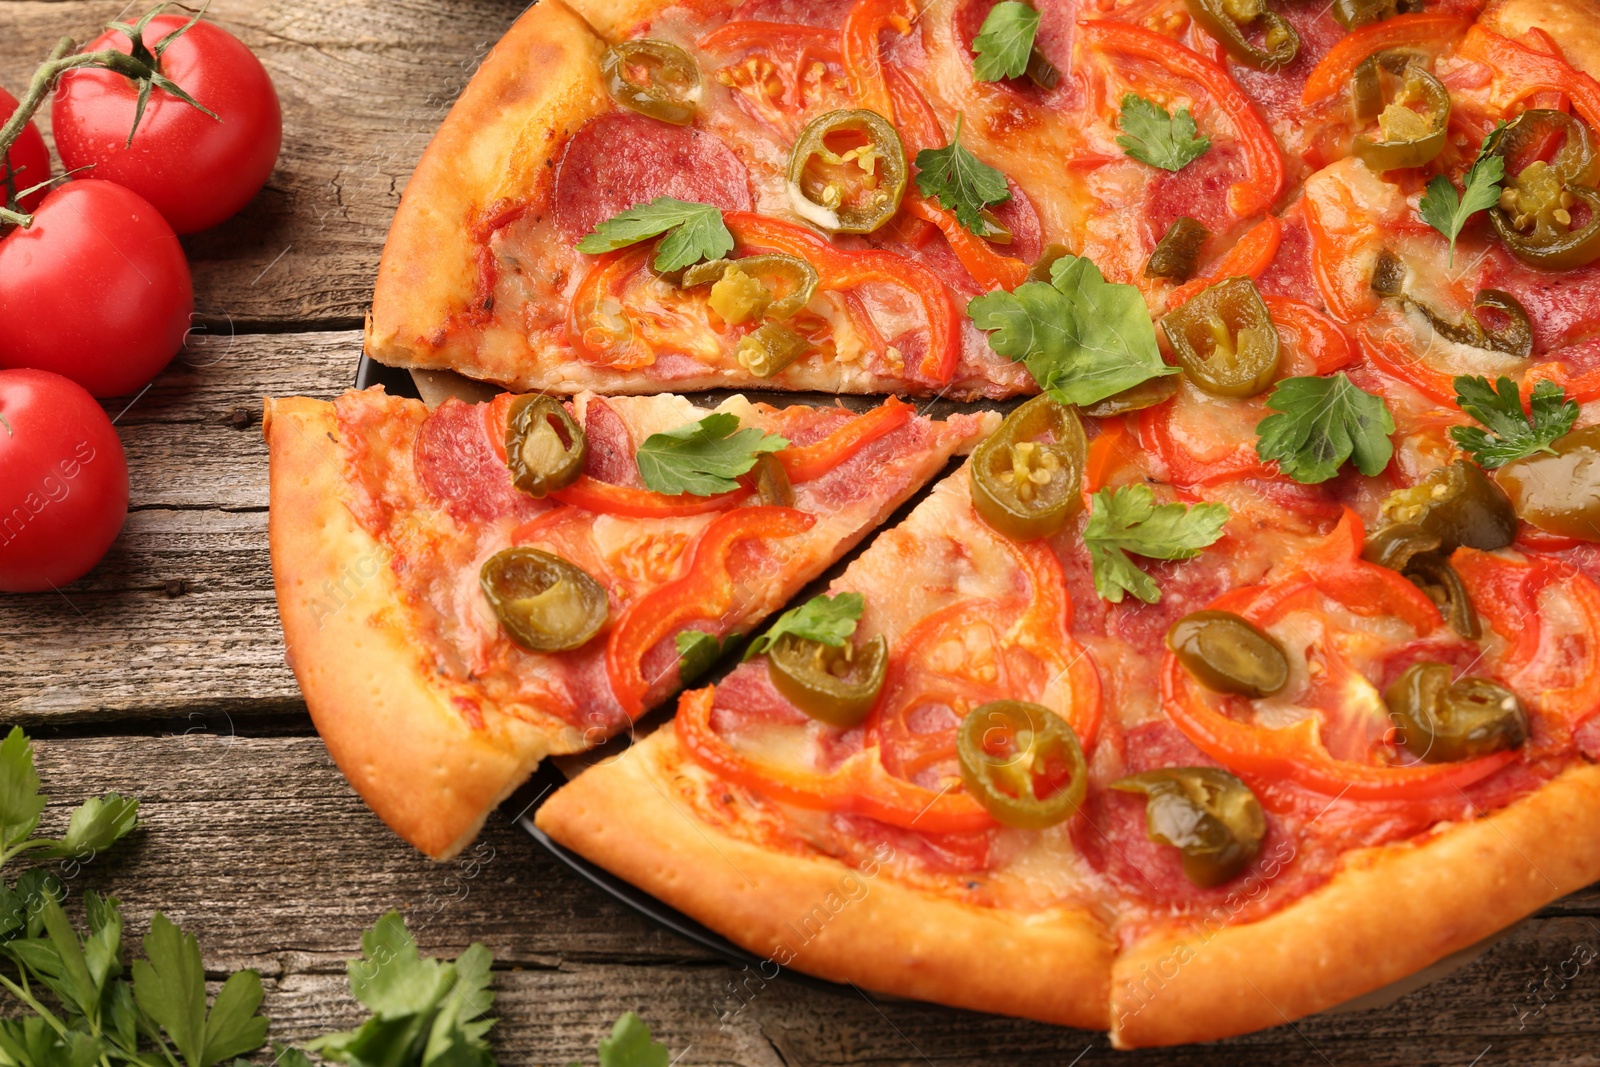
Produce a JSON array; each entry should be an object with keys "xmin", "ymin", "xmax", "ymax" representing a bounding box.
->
[{"xmin": 4, "ymin": 3, "xmax": 1598, "ymax": 1063}]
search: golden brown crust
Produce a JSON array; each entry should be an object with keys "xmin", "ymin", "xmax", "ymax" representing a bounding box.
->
[
  {"xmin": 265, "ymin": 396, "xmax": 582, "ymax": 860},
  {"xmin": 365, "ymin": 0, "xmax": 608, "ymax": 373},
  {"xmin": 561, "ymin": 0, "xmax": 692, "ymax": 40},
  {"xmin": 1111, "ymin": 763, "xmax": 1600, "ymax": 1048},
  {"xmin": 1482, "ymin": 0, "xmax": 1600, "ymax": 77},
  {"xmin": 535, "ymin": 728, "xmax": 1115, "ymax": 1029}
]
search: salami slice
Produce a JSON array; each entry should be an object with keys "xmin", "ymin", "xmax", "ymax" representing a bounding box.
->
[
  {"xmin": 580, "ymin": 397, "xmax": 641, "ymax": 486},
  {"xmin": 553, "ymin": 112, "xmax": 753, "ymax": 243},
  {"xmin": 413, "ymin": 397, "xmax": 544, "ymax": 523}
]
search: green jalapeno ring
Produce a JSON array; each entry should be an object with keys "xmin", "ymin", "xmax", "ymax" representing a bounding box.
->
[
  {"xmin": 1414, "ymin": 289, "xmax": 1535, "ymax": 358},
  {"xmin": 736, "ymin": 322, "xmax": 811, "ymax": 378},
  {"xmin": 1351, "ymin": 55, "xmax": 1450, "ymax": 171},
  {"xmin": 481, "ymin": 547, "xmax": 610, "ymax": 653},
  {"xmin": 1483, "ymin": 109, "xmax": 1600, "ymax": 189},
  {"xmin": 1185, "ymin": 0, "xmax": 1299, "ymax": 71},
  {"xmin": 1375, "ymin": 460, "xmax": 1518, "ymax": 553},
  {"xmin": 956, "ymin": 700, "xmax": 1088, "ymax": 830},
  {"xmin": 1080, "ymin": 375, "xmax": 1181, "ymax": 418},
  {"xmin": 970, "ymin": 394, "xmax": 1087, "ymax": 541},
  {"xmin": 505, "ymin": 395, "xmax": 587, "ymax": 498},
  {"xmin": 746, "ymin": 452, "xmax": 796, "ymax": 507},
  {"xmin": 1496, "ymin": 424, "xmax": 1600, "ymax": 542},
  {"xmin": 1384, "ymin": 662, "xmax": 1529, "ymax": 764},
  {"xmin": 1110, "ymin": 767, "xmax": 1267, "ymax": 887},
  {"xmin": 787, "ymin": 109, "xmax": 908, "ymax": 234},
  {"xmin": 1145, "ymin": 217, "xmax": 1212, "ymax": 282},
  {"xmin": 1485, "ymin": 110, "xmax": 1600, "ymax": 269},
  {"xmin": 601, "ymin": 38, "xmax": 701, "ymax": 125},
  {"xmin": 1028, "ymin": 243, "xmax": 1072, "ymax": 284},
  {"xmin": 1161, "ymin": 276, "xmax": 1281, "ymax": 399},
  {"xmin": 1166, "ymin": 609, "xmax": 1290, "ymax": 698},
  {"xmin": 767, "ymin": 633, "xmax": 889, "ymax": 729},
  {"xmin": 683, "ymin": 253, "xmax": 820, "ymax": 322},
  {"xmin": 1490, "ymin": 183, "xmax": 1600, "ymax": 270}
]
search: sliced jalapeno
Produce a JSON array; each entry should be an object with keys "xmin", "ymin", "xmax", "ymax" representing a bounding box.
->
[
  {"xmin": 768, "ymin": 633, "xmax": 888, "ymax": 729},
  {"xmin": 1167, "ymin": 610, "xmax": 1289, "ymax": 698},
  {"xmin": 1385, "ymin": 663, "xmax": 1529, "ymax": 763},
  {"xmin": 957, "ymin": 701, "xmax": 1088, "ymax": 830},
  {"xmin": 1028, "ymin": 243, "xmax": 1072, "ymax": 283},
  {"xmin": 1186, "ymin": 0, "xmax": 1299, "ymax": 71},
  {"xmin": 1487, "ymin": 110, "xmax": 1600, "ymax": 270},
  {"xmin": 1403, "ymin": 551, "xmax": 1482, "ymax": 639},
  {"xmin": 1111, "ymin": 767, "xmax": 1266, "ymax": 887},
  {"xmin": 787, "ymin": 109, "xmax": 907, "ymax": 234},
  {"xmin": 1370, "ymin": 248, "xmax": 1406, "ymax": 297},
  {"xmin": 1161, "ymin": 276, "xmax": 1280, "ymax": 398},
  {"xmin": 1145, "ymin": 217, "xmax": 1212, "ymax": 281},
  {"xmin": 601, "ymin": 39, "xmax": 701, "ymax": 125},
  {"xmin": 683, "ymin": 253, "xmax": 820, "ymax": 322},
  {"xmin": 481, "ymin": 548, "xmax": 609, "ymax": 652},
  {"xmin": 970, "ymin": 394, "xmax": 1087, "ymax": 541},
  {"xmin": 1496, "ymin": 424, "xmax": 1600, "ymax": 541},
  {"xmin": 1332, "ymin": 0, "xmax": 1402, "ymax": 28},
  {"xmin": 1080, "ymin": 375, "xmax": 1180, "ymax": 418},
  {"xmin": 1351, "ymin": 53, "xmax": 1450, "ymax": 171},
  {"xmin": 1376, "ymin": 460, "xmax": 1518, "ymax": 552},
  {"xmin": 1417, "ymin": 290, "xmax": 1535, "ymax": 358},
  {"xmin": 747, "ymin": 451, "xmax": 795, "ymax": 507},
  {"xmin": 736, "ymin": 322, "xmax": 810, "ymax": 378},
  {"xmin": 505, "ymin": 395, "xmax": 587, "ymax": 498}
]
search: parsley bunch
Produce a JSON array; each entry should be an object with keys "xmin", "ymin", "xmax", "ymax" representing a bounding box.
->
[{"xmin": 1449, "ymin": 374, "xmax": 1578, "ymax": 468}]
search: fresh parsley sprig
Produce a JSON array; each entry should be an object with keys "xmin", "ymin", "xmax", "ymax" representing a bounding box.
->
[
  {"xmin": 968, "ymin": 253, "xmax": 1177, "ymax": 406},
  {"xmin": 675, "ymin": 630, "xmax": 735, "ymax": 682},
  {"xmin": 1418, "ymin": 144, "xmax": 1504, "ymax": 268},
  {"xmin": 575, "ymin": 197, "xmax": 735, "ymax": 273},
  {"xmin": 1255, "ymin": 373, "xmax": 1396, "ymax": 484},
  {"xmin": 971, "ymin": 1, "xmax": 1042, "ymax": 82},
  {"xmin": 0, "ymin": 727, "xmax": 138, "ymax": 870},
  {"xmin": 744, "ymin": 592, "xmax": 864, "ymax": 660},
  {"xmin": 1083, "ymin": 486, "xmax": 1230, "ymax": 605},
  {"xmin": 913, "ymin": 114, "xmax": 1012, "ymax": 237},
  {"xmin": 1116, "ymin": 94, "xmax": 1209, "ymax": 173},
  {"xmin": 636, "ymin": 413, "xmax": 789, "ymax": 496},
  {"xmin": 1449, "ymin": 374, "xmax": 1577, "ymax": 468}
]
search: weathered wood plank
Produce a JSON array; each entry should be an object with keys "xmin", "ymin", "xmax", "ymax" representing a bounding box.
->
[
  {"xmin": 0, "ymin": 0, "xmax": 525, "ymax": 329},
  {"xmin": 20, "ymin": 736, "xmax": 1600, "ymax": 1067}
]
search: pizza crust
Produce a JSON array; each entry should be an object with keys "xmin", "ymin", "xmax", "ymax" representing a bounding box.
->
[
  {"xmin": 561, "ymin": 0, "xmax": 693, "ymax": 40},
  {"xmin": 365, "ymin": 0, "xmax": 609, "ymax": 374},
  {"xmin": 1482, "ymin": 0, "xmax": 1600, "ymax": 77},
  {"xmin": 535, "ymin": 727, "xmax": 1116, "ymax": 1030},
  {"xmin": 265, "ymin": 397, "xmax": 584, "ymax": 860},
  {"xmin": 1110, "ymin": 762, "xmax": 1600, "ymax": 1048}
]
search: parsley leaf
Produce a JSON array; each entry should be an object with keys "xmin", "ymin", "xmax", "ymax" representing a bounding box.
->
[
  {"xmin": 131, "ymin": 913, "xmax": 269, "ymax": 1067},
  {"xmin": 307, "ymin": 912, "xmax": 496, "ymax": 1067},
  {"xmin": 1419, "ymin": 150, "xmax": 1504, "ymax": 268},
  {"xmin": 574, "ymin": 197, "xmax": 734, "ymax": 273},
  {"xmin": 1448, "ymin": 374, "xmax": 1577, "ymax": 468},
  {"xmin": 744, "ymin": 592, "xmax": 864, "ymax": 660},
  {"xmin": 968, "ymin": 253, "xmax": 1176, "ymax": 406},
  {"xmin": 913, "ymin": 114, "xmax": 1012, "ymax": 235},
  {"xmin": 596, "ymin": 1013, "xmax": 668, "ymax": 1067},
  {"xmin": 1115, "ymin": 94, "xmax": 1210, "ymax": 172},
  {"xmin": 0, "ymin": 727, "xmax": 46, "ymax": 860},
  {"xmin": 0, "ymin": 726, "xmax": 139, "ymax": 868},
  {"xmin": 636, "ymin": 413, "xmax": 789, "ymax": 496},
  {"xmin": 1255, "ymin": 373, "xmax": 1396, "ymax": 484},
  {"xmin": 676, "ymin": 631, "xmax": 733, "ymax": 682},
  {"xmin": 1083, "ymin": 486, "xmax": 1229, "ymax": 604},
  {"xmin": 971, "ymin": 1, "xmax": 1040, "ymax": 82}
]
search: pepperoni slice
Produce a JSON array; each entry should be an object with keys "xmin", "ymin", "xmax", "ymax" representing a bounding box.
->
[
  {"xmin": 581, "ymin": 397, "xmax": 641, "ymax": 487},
  {"xmin": 553, "ymin": 113, "xmax": 754, "ymax": 243},
  {"xmin": 413, "ymin": 397, "xmax": 545, "ymax": 523}
]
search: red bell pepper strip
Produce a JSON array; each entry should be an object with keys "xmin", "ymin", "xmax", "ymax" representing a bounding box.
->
[
  {"xmin": 550, "ymin": 478, "xmax": 750, "ymax": 517},
  {"xmin": 726, "ymin": 213, "xmax": 962, "ymax": 383},
  {"xmin": 1522, "ymin": 361, "xmax": 1600, "ymax": 404},
  {"xmin": 607, "ymin": 506, "xmax": 816, "ymax": 717},
  {"xmin": 1455, "ymin": 24, "xmax": 1600, "ymax": 133},
  {"xmin": 1078, "ymin": 20, "xmax": 1283, "ymax": 217},
  {"xmin": 1162, "ymin": 510, "xmax": 1520, "ymax": 798},
  {"xmin": 1263, "ymin": 295, "xmax": 1356, "ymax": 376},
  {"xmin": 1084, "ymin": 417, "xmax": 1132, "ymax": 493},
  {"xmin": 1302, "ymin": 14, "xmax": 1473, "ymax": 107},
  {"xmin": 842, "ymin": 0, "xmax": 917, "ymax": 118},
  {"xmin": 776, "ymin": 397, "xmax": 913, "ymax": 482},
  {"xmin": 1167, "ymin": 216, "xmax": 1282, "ymax": 309},
  {"xmin": 1355, "ymin": 316, "xmax": 1460, "ymax": 405}
]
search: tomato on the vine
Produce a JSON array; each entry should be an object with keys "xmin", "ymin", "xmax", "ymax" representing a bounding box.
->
[
  {"xmin": 52, "ymin": 15, "xmax": 282, "ymax": 235},
  {"xmin": 0, "ymin": 181, "xmax": 193, "ymax": 397},
  {"xmin": 0, "ymin": 369, "xmax": 129, "ymax": 593},
  {"xmin": 0, "ymin": 87, "xmax": 52, "ymax": 213}
]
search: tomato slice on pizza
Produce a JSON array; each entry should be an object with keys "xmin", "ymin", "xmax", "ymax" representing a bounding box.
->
[{"xmin": 266, "ymin": 386, "xmax": 993, "ymax": 858}]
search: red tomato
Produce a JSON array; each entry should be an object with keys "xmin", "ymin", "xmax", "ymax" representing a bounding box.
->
[
  {"xmin": 0, "ymin": 369, "xmax": 129, "ymax": 592},
  {"xmin": 51, "ymin": 16, "xmax": 282, "ymax": 234},
  {"xmin": 1, "ymin": 87, "xmax": 52, "ymax": 213},
  {"xmin": 0, "ymin": 181, "xmax": 193, "ymax": 397}
]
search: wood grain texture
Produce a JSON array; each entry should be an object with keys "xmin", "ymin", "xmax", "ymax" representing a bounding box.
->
[
  {"xmin": 0, "ymin": 0, "xmax": 526, "ymax": 330},
  {"xmin": 22, "ymin": 736, "xmax": 1600, "ymax": 1067}
]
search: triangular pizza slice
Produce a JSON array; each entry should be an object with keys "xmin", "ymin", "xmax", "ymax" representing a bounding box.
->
[{"xmin": 266, "ymin": 385, "xmax": 994, "ymax": 858}]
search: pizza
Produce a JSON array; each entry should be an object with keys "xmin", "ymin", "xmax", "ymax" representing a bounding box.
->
[
  {"xmin": 265, "ymin": 387, "xmax": 993, "ymax": 858},
  {"xmin": 265, "ymin": 0, "xmax": 1600, "ymax": 1047}
]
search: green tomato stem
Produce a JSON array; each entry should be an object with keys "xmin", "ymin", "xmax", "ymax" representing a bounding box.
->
[{"xmin": 0, "ymin": 38, "xmax": 77, "ymax": 164}]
